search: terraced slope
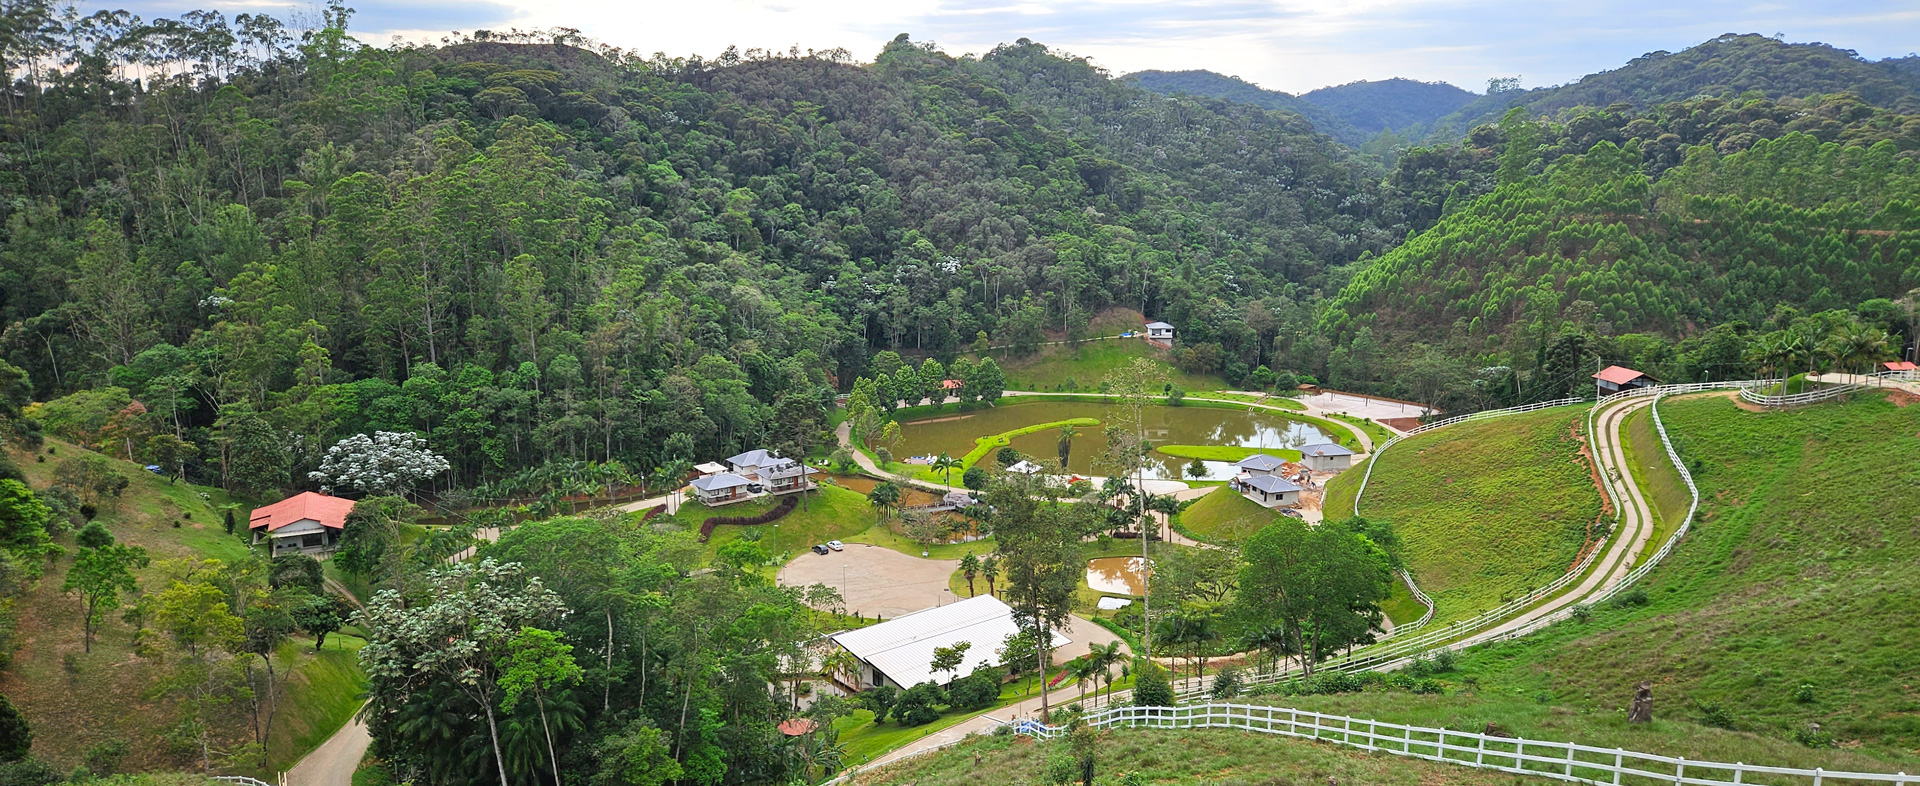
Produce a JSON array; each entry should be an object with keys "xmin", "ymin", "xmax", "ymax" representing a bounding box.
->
[{"xmin": 1323, "ymin": 406, "xmax": 1603, "ymax": 622}]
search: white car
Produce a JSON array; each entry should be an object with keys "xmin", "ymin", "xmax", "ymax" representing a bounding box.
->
[{"xmin": 826, "ymin": 540, "xmax": 845, "ymax": 552}]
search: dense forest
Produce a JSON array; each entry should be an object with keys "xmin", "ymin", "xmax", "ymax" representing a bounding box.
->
[{"xmin": 1130, "ymin": 70, "xmax": 1475, "ymax": 144}]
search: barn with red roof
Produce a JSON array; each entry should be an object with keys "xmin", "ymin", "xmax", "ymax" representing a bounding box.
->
[
  {"xmin": 1593, "ymin": 365, "xmax": 1657, "ymax": 396},
  {"xmin": 249, "ymin": 491, "xmax": 355, "ymax": 556}
]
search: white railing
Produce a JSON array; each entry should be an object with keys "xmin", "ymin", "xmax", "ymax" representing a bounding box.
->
[
  {"xmin": 1015, "ymin": 703, "xmax": 1913, "ymax": 786},
  {"xmin": 210, "ymin": 777, "xmax": 275, "ymax": 786},
  {"xmin": 1395, "ymin": 568, "xmax": 1436, "ymax": 633},
  {"xmin": 1738, "ymin": 382, "xmax": 1864, "ymax": 408}
]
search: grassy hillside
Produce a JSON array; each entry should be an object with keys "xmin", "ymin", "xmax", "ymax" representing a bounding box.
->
[
  {"xmin": 1173, "ymin": 487, "xmax": 1281, "ymax": 543},
  {"xmin": 0, "ymin": 440, "xmax": 363, "ymax": 775},
  {"xmin": 986, "ymin": 339, "xmax": 1228, "ymax": 393},
  {"xmin": 1418, "ymin": 392, "xmax": 1920, "ymax": 758},
  {"xmin": 845, "ymin": 725, "xmax": 1526, "ymax": 786},
  {"xmin": 1323, "ymin": 406, "xmax": 1601, "ymax": 622}
]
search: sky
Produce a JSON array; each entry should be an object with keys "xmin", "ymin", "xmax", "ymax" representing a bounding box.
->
[{"xmin": 88, "ymin": 0, "xmax": 1920, "ymax": 94}]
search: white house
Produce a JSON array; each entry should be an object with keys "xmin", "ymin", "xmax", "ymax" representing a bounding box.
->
[
  {"xmin": 726, "ymin": 449, "xmax": 779, "ymax": 478},
  {"xmin": 1238, "ymin": 474, "xmax": 1301, "ymax": 508},
  {"xmin": 690, "ymin": 472, "xmax": 755, "ymax": 505},
  {"xmin": 1144, "ymin": 321, "xmax": 1175, "ymax": 341},
  {"xmin": 758, "ymin": 457, "xmax": 819, "ymax": 495},
  {"xmin": 1233, "ymin": 453, "xmax": 1288, "ymax": 476},
  {"xmin": 827, "ymin": 595, "xmax": 1070, "ymax": 691},
  {"xmin": 1005, "ymin": 459, "xmax": 1044, "ymax": 475},
  {"xmin": 249, "ymin": 492, "xmax": 354, "ymax": 556},
  {"xmin": 1298, "ymin": 443, "xmax": 1355, "ymax": 472}
]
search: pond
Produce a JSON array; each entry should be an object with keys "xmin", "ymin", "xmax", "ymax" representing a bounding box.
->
[
  {"xmin": 1086, "ymin": 556, "xmax": 1150, "ymax": 595},
  {"xmin": 896, "ymin": 401, "xmax": 1337, "ymax": 480}
]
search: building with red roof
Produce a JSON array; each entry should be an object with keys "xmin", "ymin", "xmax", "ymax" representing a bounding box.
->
[
  {"xmin": 1593, "ymin": 365, "xmax": 1656, "ymax": 395},
  {"xmin": 249, "ymin": 491, "xmax": 355, "ymax": 556},
  {"xmin": 1883, "ymin": 361, "xmax": 1917, "ymax": 372}
]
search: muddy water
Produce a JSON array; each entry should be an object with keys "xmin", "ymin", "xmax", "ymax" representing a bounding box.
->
[
  {"xmin": 1086, "ymin": 556, "xmax": 1150, "ymax": 595},
  {"xmin": 896, "ymin": 401, "xmax": 1335, "ymax": 480}
]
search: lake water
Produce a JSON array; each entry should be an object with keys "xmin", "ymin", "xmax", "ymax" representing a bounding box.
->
[
  {"xmin": 896, "ymin": 401, "xmax": 1335, "ymax": 480},
  {"xmin": 1086, "ymin": 556, "xmax": 1150, "ymax": 595}
]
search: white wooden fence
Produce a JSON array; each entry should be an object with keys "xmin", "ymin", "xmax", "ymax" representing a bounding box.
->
[{"xmin": 1016, "ymin": 703, "xmax": 1913, "ymax": 786}]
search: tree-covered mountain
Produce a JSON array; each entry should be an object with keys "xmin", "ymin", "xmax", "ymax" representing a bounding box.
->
[
  {"xmin": 1126, "ymin": 69, "xmax": 1362, "ymax": 143},
  {"xmin": 1430, "ymin": 34, "xmax": 1920, "ymax": 139},
  {"xmin": 1299, "ymin": 78, "xmax": 1477, "ymax": 136},
  {"xmin": 1126, "ymin": 70, "xmax": 1476, "ymax": 146},
  {"xmin": 0, "ymin": 11, "xmax": 1405, "ymax": 494}
]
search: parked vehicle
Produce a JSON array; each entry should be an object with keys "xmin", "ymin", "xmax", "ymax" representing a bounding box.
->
[
  {"xmin": 826, "ymin": 540, "xmax": 845, "ymax": 551},
  {"xmin": 811, "ymin": 544, "xmax": 830, "ymax": 555}
]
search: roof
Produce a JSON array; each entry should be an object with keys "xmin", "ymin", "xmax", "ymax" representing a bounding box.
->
[
  {"xmin": 693, "ymin": 461, "xmax": 729, "ymax": 475},
  {"xmin": 726, "ymin": 449, "xmax": 776, "ymax": 468},
  {"xmin": 1006, "ymin": 460, "xmax": 1043, "ymax": 474},
  {"xmin": 1144, "ymin": 321, "xmax": 1174, "ymax": 329},
  {"xmin": 941, "ymin": 378, "xmax": 962, "ymax": 389},
  {"xmin": 690, "ymin": 473, "xmax": 753, "ymax": 492},
  {"xmin": 1300, "ymin": 443, "xmax": 1354, "ymax": 458},
  {"xmin": 249, "ymin": 492, "xmax": 355, "ymax": 532},
  {"xmin": 942, "ymin": 490, "xmax": 975, "ymax": 507},
  {"xmin": 777, "ymin": 718, "xmax": 817, "ymax": 736},
  {"xmin": 1242, "ymin": 475, "xmax": 1301, "ymax": 494},
  {"xmin": 1234, "ymin": 453, "xmax": 1287, "ymax": 471},
  {"xmin": 1884, "ymin": 361, "xmax": 1918, "ymax": 371},
  {"xmin": 1593, "ymin": 365, "xmax": 1649, "ymax": 385},
  {"xmin": 830, "ymin": 595, "xmax": 1070, "ymax": 688}
]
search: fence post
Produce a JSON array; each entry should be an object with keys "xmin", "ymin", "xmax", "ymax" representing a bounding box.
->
[
  {"xmin": 1476, "ymin": 735, "xmax": 1485, "ymax": 766},
  {"xmin": 1516, "ymin": 739, "xmax": 1525, "ymax": 773},
  {"xmin": 1405, "ymin": 724, "xmax": 1412, "ymax": 755},
  {"xmin": 1344, "ymin": 716, "xmax": 1352, "ymax": 746},
  {"xmin": 1814, "ymin": 768, "xmax": 1823, "ymax": 786},
  {"xmin": 1733, "ymin": 762, "xmax": 1743, "ymax": 785},
  {"xmin": 1676, "ymin": 756, "xmax": 1686, "ymax": 786},
  {"xmin": 1613, "ymin": 748, "xmax": 1624, "ymax": 786},
  {"xmin": 1566, "ymin": 743, "xmax": 1575, "ymax": 778}
]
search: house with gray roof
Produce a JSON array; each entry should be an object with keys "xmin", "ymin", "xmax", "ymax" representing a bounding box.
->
[
  {"xmin": 690, "ymin": 472, "xmax": 755, "ymax": 506},
  {"xmin": 1238, "ymin": 473, "xmax": 1301, "ymax": 508},
  {"xmin": 1298, "ymin": 443, "xmax": 1355, "ymax": 472},
  {"xmin": 1234, "ymin": 453, "xmax": 1288, "ymax": 476}
]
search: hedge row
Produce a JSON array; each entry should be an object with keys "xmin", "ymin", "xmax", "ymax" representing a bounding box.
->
[{"xmin": 698, "ymin": 495, "xmax": 799, "ymax": 541}]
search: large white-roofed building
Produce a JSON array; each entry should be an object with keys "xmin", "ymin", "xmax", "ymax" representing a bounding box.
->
[{"xmin": 827, "ymin": 595, "xmax": 1069, "ymax": 691}]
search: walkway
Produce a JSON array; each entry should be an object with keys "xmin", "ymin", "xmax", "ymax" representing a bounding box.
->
[{"xmin": 286, "ymin": 712, "xmax": 370, "ymax": 786}]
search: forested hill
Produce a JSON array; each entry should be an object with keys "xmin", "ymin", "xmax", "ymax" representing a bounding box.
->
[
  {"xmin": 1300, "ymin": 78, "xmax": 1478, "ymax": 136},
  {"xmin": 0, "ymin": 10, "xmax": 1404, "ymax": 493},
  {"xmin": 1126, "ymin": 70, "xmax": 1476, "ymax": 145},
  {"xmin": 1126, "ymin": 69, "xmax": 1362, "ymax": 143},
  {"xmin": 1429, "ymin": 34, "xmax": 1920, "ymax": 139}
]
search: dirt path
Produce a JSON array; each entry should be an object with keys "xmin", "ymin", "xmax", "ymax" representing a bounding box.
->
[{"xmin": 286, "ymin": 712, "xmax": 370, "ymax": 786}]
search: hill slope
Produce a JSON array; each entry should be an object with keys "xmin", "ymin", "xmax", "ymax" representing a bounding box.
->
[
  {"xmin": 1303, "ymin": 392, "xmax": 1920, "ymax": 763},
  {"xmin": 1323, "ymin": 406, "xmax": 1602, "ymax": 622},
  {"xmin": 1431, "ymin": 34, "xmax": 1920, "ymax": 138},
  {"xmin": 1126, "ymin": 69, "xmax": 1364, "ymax": 144},
  {"xmin": 1127, "ymin": 70, "xmax": 1476, "ymax": 145}
]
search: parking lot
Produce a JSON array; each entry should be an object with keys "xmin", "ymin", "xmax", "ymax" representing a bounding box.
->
[{"xmin": 776, "ymin": 543, "xmax": 962, "ymax": 619}]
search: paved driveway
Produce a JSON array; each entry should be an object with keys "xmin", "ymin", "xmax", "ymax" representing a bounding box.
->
[{"xmin": 777, "ymin": 543, "xmax": 962, "ymax": 619}]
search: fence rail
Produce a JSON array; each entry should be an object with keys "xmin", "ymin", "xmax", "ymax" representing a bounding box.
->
[
  {"xmin": 209, "ymin": 776, "xmax": 275, "ymax": 786},
  {"xmin": 1016, "ymin": 703, "xmax": 1912, "ymax": 786}
]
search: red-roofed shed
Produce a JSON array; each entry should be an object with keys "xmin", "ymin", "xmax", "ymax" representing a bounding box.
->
[
  {"xmin": 1883, "ymin": 361, "xmax": 1917, "ymax": 372},
  {"xmin": 249, "ymin": 491, "xmax": 355, "ymax": 556},
  {"xmin": 776, "ymin": 718, "xmax": 817, "ymax": 736},
  {"xmin": 1593, "ymin": 365, "xmax": 1656, "ymax": 395}
]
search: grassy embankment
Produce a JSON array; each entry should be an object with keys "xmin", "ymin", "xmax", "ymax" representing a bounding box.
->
[
  {"xmin": 845, "ymin": 725, "xmax": 1534, "ymax": 786},
  {"xmin": 1154, "ymin": 444, "xmax": 1300, "ymax": 463},
  {"xmin": 1321, "ymin": 406, "xmax": 1601, "ymax": 624},
  {"xmin": 1329, "ymin": 411, "xmax": 1398, "ymax": 444},
  {"xmin": 1617, "ymin": 405, "xmax": 1691, "ymax": 564},
  {"xmin": 1265, "ymin": 393, "xmax": 1920, "ymax": 771},
  {"xmin": 1, "ymin": 439, "xmax": 365, "ymax": 776}
]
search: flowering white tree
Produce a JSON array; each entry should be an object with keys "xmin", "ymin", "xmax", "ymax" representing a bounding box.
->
[{"xmin": 309, "ymin": 431, "xmax": 450, "ymax": 496}]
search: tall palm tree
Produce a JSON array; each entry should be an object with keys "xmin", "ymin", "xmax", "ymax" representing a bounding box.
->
[
  {"xmin": 1056, "ymin": 424, "xmax": 1078, "ymax": 468},
  {"xmin": 1826, "ymin": 323, "xmax": 1896, "ymax": 376},
  {"xmin": 931, "ymin": 453, "xmax": 960, "ymax": 486},
  {"xmin": 1089, "ymin": 640, "xmax": 1126, "ymax": 705}
]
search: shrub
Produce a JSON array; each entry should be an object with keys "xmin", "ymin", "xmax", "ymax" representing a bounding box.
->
[
  {"xmin": 1568, "ymin": 604, "xmax": 1593, "ymax": 623},
  {"xmin": 0, "ymin": 696, "xmax": 28, "ymax": 763},
  {"xmin": 1608, "ymin": 588, "xmax": 1649, "ymax": 608},
  {"xmin": 948, "ymin": 667, "xmax": 1002, "ymax": 711},
  {"xmin": 996, "ymin": 447, "xmax": 1021, "ymax": 467},
  {"xmin": 1792, "ymin": 683, "xmax": 1817, "ymax": 703},
  {"xmin": 962, "ymin": 465, "xmax": 989, "ymax": 490},
  {"xmin": 1046, "ymin": 752, "xmax": 1078, "ymax": 785},
  {"xmin": 74, "ymin": 521, "xmax": 114, "ymax": 549},
  {"xmin": 1210, "ymin": 665, "xmax": 1242, "ymax": 699},
  {"xmin": 82, "ymin": 738, "xmax": 129, "ymax": 776},
  {"xmin": 1791, "ymin": 722, "xmax": 1833, "ymax": 748},
  {"xmin": 1131, "ymin": 659, "xmax": 1174, "ymax": 707},
  {"xmin": 856, "ymin": 684, "xmax": 898, "ymax": 722},
  {"xmin": 891, "ymin": 682, "xmax": 947, "ymax": 726},
  {"xmin": 1695, "ymin": 701, "xmax": 1737, "ymax": 730},
  {"xmin": 0, "ymin": 758, "xmax": 58, "ymax": 786}
]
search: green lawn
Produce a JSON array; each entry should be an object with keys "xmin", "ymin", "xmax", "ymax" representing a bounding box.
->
[
  {"xmin": 1380, "ymin": 577, "xmax": 1428, "ymax": 628},
  {"xmin": 1328, "ymin": 411, "xmax": 1397, "ymax": 444},
  {"xmin": 1425, "ymin": 392, "xmax": 1920, "ymax": 761},
  {"xmin": 987, "ymin": 339, "xmax": 1228, "ymax": 393},
  {"xmin": 902, "ymin": 415, "xmax": 1101, "ymax": 484},
  {"xmin": 267, "ymin": 634, "xmax": 370, "ymax": 771},
  {"xmin": 1619, "ymin": 404, "xmax": 1691, "ymax": 564},
  {"xmin": 1154, "ymin": 444, "xmax": 1300, "ymax": 463},
  {"xmin": 650, "ymin": 485, "xmax": 877, "ymax": 567},
  {"xmin": 1171, "ymin": 487, "xmax": 1280, "ymax": 544},
  {"xmin": 1321, "ymin": 406, "xmax": 1601, "ymax": 623}
]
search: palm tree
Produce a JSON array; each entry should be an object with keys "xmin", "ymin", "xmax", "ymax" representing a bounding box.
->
[
  {"xmin": 1071, "ymin": 658, "xmax": 1100, "ymax": 706},
  {"xmin": 981, "ymin": 555, "xmax": 1000, "ymax": 596},
  {"xmin": 931, "ymin": 453, "xmax": 960, "ymax": 486},
  {"xmin": 1745, "ymin": 332, "xmax": 1792, "ymax": 380},
  {"xmin": 868, "ymin": 481, "xmax": 901, "ymax": 520},
  {"xmin": 959, "ymin": 552, "xmax": 979, "ymax": 596},
  {"xmin": 1056, "ymin": 424, "xmax": 1078, "ymax": 468},
  {"xmin": 1826, "ymin": 323, "xmax": 1896, "ymax": 376},
  {"xmin": 821, "ymin": 648, "xmax": 859, "ymax": 689},
  {"xmin": 1089, "ymin": 640, "xmax": 1126, "ymax": 706}
]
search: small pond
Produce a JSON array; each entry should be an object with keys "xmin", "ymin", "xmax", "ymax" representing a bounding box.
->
[
  {"xmin": 896, "ymin": 401, "xmax": 1337, "ymax": 480},
  {"xmin": 1086, "ymin": 556, "xmax": 1150, "ymax": 596}
]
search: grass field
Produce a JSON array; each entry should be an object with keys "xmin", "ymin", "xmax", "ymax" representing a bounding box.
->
[
  {"xmin": 0, "ymin": 439, "xmax": 364, "ymax": 775},
  {"xmin": 987, "ymin": 339, "xmax": 1228, "ymax": 393},
  {"xmin": 845, "ymin": 725, "xmax": 1535, "ymax": 786},
  {"xmin": 651, "ymin": 485, "xmax": 877, "ymax": 566},
  {"xmin": 1321, "ymin": 406, "xmax": 1601, "ymax": 623},
  {"xmin": 1619, "ymin": 405, "xmax": 1691, "ymax": 564},
  {"xmin": 1329, "ymin": 411, "xmax": 1398, "ymax": 444},
  {"xmin": 1171, "ymin": 488, "xmax": 1280, "ymax": 544},
  {"xmin": 1425, "ymin": 392, "xmax": 1920, "ymax": 761},
  {"xmin": 1154, "ymin": 444, "xmax": 1300, "ymax": 463}
]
